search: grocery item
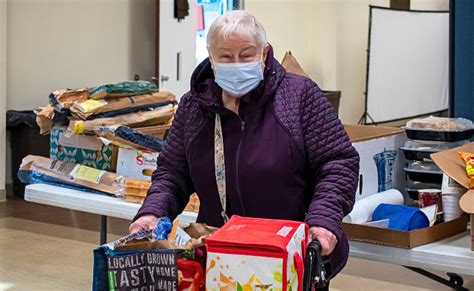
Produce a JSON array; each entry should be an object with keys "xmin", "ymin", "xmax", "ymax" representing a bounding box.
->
[
  {"xmin": 405, "ymin": 116, "xmax": 474, "ymax": 142},
  {"xmin": 405, "ymin": 179, "xmax": 441, "ymax": 201},
  {"xmin": 404, "ymin": 161, "xmax": 443, "ymax": 184},
  {"xmin": 66, "ymin": 105, "xmax": 176, "ymax": 136},
  {"xmin": 124, "ymin": 195, "xmax": 145, "ymax": 204},
  {"xmin": 18, "ymin": 155, "xmax": 123, "ymax": 196},
  {"xmin": 343, "ymin": 189, "xmax": 404, "ymax": 224},
  {"xmin": 89, "ymin": 81, "xmax": 157, "ymax": 100},
  {"xmin": 70, "ymin": 91, "xmax": 176, "ymax": 120},
  {"xmin": 152, "ymin": 217, "xmax": 173, "ymax": 241},
  {"xmin": 184, "ymin": 193, "xmax": 200, "ymax": 213},
  {"xmin": 407, "ymin": 116, "xmax": 472, "ymax": 130},
  {"xmin": 400, "ymin": 140, "xmax": 466, "ymax": 161},
  {"xmin": 442, "ymin": 193, "xmax": 463, "ymax": 222},
  {"xmin": 93, "ymin": 222, "xmax": 214, "ymax": 291},
  {"xmin": 418, "ymin": 189, "xmax": 443, "ymax": 212},
  {"xmin": 372, "ymin": 204, "xmax": 430, "ymax": 231},
  {"xmin": 459, "ymin": 152, "xmax": 474, "ymax": 188},
  {"xmin": 121, "ymin": 179, "xmax": 151, "ymax": 197},
  {"xmin": 177, "ymin": 259, "xmax": 204, "ymax": 291}
]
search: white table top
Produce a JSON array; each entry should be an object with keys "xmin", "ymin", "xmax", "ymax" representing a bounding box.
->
[
  {"xmin": 24, "ymin": 183, "xmax": 197, "ymax": 226},
  {"xmin": 25, "ymin": 183, "xmax": 473, "ymax": 275},
  {"xmin": 349, "ymin": 231, "xmax": 474, "ymax": 276}
]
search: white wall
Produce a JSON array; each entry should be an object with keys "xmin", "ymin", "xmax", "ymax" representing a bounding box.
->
[
  {"xmin": 4, "ymin": 0, "xmax": 156, "ymax": 191},
  {"xmin": 247, "ymin": 0, "xmax": 448, "ymax": 124},
  {"xmin": 0, "ymin": 0, "xmax": 7, "ymax": 201},
  {"xmin": 7, "ymin": 0, "xmax": 156, "ymax": 110}
]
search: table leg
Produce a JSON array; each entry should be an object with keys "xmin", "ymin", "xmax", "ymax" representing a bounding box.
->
[
  {"xmin": 403, "ymin": 266, "xmax": 467, "ymax": 291},
  {"xmin": 100, "ymin": 215, "xmax": 108, "ymax": 245}
]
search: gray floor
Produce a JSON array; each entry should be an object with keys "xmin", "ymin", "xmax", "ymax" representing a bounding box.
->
[{"xmin": 0, "ymin": 198, "xmax": 473, "ymax": 290}]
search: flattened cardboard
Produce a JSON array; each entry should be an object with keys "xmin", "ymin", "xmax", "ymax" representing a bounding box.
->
[
  {"xmin": 344, "ymin": 124, "xmax": 404, "ymax": 143},
  {"xmin": 343, "ymin": 215, "xmax": 468, "ymax": 248},
  {"xmin": 431, "ymin": 142, "xmax": 474, "ymax": 251},
  {"xmin": 460, "ymin": 190, "xmax": 474, "ymax": 214},
  {"xmin": 430, "ymin": 142, "xmax": 474, "ymax": 190}
]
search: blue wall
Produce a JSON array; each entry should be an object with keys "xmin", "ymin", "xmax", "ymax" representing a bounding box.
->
[{"xmin": 453, "ymin": 0, "xmax": 474, "ymax": 120}]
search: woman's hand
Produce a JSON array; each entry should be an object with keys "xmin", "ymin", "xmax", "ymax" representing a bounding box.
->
[
  {"xmin": 307, "ymin": 226, "xmax": 338, "ymax": 256},
  {"xmin": 129, "ymin": 215, "xmax": 158, "ymax": 234}
]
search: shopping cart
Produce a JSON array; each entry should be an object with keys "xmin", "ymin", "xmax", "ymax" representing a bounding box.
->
[{"xmin": 303, "ymin": 240, "xmax": 332, "ymax": 291}]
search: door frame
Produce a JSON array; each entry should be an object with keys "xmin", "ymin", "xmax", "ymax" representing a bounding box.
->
[{"xmin": 155, "ymin": 0, "xmax": 160, "ymax": 83}]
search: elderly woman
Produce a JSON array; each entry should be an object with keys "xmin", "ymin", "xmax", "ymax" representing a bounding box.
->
[{"xmin": 130, "ymin": 10, "xmax": 359, "ymax": 280}]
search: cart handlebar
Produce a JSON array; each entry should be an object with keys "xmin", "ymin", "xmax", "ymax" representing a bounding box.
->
[{"xmin": 303, "ymin": 240, "xmax": 330, "ymax": 291}]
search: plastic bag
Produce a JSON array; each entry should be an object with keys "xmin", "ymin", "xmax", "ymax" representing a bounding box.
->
[{"xmin": 89, "ymin": 81, "xmax": 158, "ymax": 100}]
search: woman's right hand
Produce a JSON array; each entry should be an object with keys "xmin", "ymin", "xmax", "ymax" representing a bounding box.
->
[{"xmin": 129, "ymin": 214, "xmax": 158, "ymax": 234}]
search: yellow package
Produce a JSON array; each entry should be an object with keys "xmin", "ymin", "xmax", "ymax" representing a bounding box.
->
[
  {"xmin": 459, "ymin": 152, "xmax": 474, "ymax": 188},
  {"xmin": 459, "ymin": 152, "xmax": 474, "ymax": 175}
]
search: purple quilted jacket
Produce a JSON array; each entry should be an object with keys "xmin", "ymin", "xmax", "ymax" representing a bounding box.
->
[{"xmin": 134, "ymin": 47, "xmax": 360, "ymax": 276}]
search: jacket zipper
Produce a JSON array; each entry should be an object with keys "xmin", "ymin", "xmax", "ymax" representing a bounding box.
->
[
  {"xmin": 213, "ymin": 103, "xmax": 247, "ymax": 216},
  {"xmin": 235, "ymin": 118, "xmax": 246, "ymax": 216}
]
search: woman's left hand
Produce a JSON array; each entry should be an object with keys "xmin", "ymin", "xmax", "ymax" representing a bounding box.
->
[{"xmin": 307, "ymin": 226, "xmax": 338, "ymax": 256}]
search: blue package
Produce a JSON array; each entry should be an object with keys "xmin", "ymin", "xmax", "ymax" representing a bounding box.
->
[
  {"xmin": 372, "ymin": 204, "xmax": 429, "ymax": 231},
  {"xmin": 152, "ymin": 217, "xmax": 173, "ymax": 240}
]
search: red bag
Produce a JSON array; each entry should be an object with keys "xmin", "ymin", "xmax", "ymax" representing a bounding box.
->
[
  {"xmin": 178, "ymin": 259, "xmax": 204, "ymax": 291},
  {"xmin": 206, "ymin": 216, "xmax": 307, "ymax": 291}
]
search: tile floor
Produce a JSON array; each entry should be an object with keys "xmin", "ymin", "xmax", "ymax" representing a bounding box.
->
[{"xmin": 0, "ymin": 198, "xmax": 473, "ymax": 291}]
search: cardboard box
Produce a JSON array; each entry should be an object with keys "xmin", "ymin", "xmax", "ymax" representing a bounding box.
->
[
  {"xmin": 50, "ymin": 126, "xmax": 117, "ymax": 171},
  {"xmin": 116, "ymin": 148, "xmax": 159, "ymax": 181},
  {"xmin": 431, "ymin": 142, "xmax": 474, "ymax": 251},
  {"xmin": 343, "ymin": 215, "xmax": 468, "ymax": 248},
  {"xmin": 344, "ymin": 124, "xmax": 407, "ymax": 200}
]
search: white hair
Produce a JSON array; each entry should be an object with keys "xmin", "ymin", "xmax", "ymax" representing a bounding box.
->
[{"xmin": 207, "ymin": 10, "xmax": 267, "ymax": 50}]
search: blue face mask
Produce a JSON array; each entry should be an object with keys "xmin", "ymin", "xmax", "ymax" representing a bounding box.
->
[{"xmin": 213, "ymin": 60, "xmax": 264, "ymax": 97}]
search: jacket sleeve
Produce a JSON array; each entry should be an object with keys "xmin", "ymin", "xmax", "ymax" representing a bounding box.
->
[
  {"xmin": 302, "ymin": 80, "xmax": 360, "ymax": 243},
  {"xmin": 133, "ymin": 95, "xmax": 195, "ymax": 221}
]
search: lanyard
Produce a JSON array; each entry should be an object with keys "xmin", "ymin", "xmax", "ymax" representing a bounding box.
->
[{"xmin": 214, "ymin": 114, "xmax": 229, "ymax": 223}]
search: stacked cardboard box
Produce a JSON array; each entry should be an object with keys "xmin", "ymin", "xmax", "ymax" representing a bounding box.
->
[{"xmin": 28, "ymin": 81, "xmax": 203, "ymax": 210}]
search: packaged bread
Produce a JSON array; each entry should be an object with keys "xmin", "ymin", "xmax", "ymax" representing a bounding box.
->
[
  {"xmin": 184, "ymin": 193, "xmax": 200, "ymax": 213},
  {"xmin": 125, "ymin": 195, "xmax": 145, "ymax": 204},
  {"xmin": 121, "ymin": 179, "xmax": 152, "ymax": 197}
]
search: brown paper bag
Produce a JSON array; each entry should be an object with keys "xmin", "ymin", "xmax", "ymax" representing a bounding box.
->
[
  {"xmin": 281, "ymin": 51, "xmax": 310, "ymax": 78},
  {"xmin": 35, "ymin": 105, "xmax": 55, "ymax": 134}
]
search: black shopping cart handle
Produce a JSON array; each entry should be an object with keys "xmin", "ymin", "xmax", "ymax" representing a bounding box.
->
[{"xmin": 303, "ymin": 240, "xmax": 331, "ymax": 291}]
